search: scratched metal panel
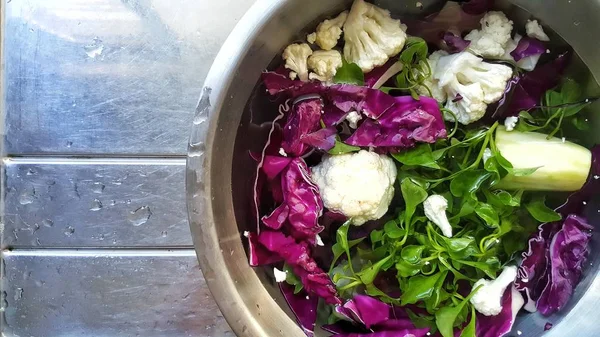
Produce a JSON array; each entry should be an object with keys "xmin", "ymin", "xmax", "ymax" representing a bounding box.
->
[
  {"xmin": 1, "ymin": 249, "xmax": 233, "ymax": 337},
  {"xmin": 3, "ymin": 0, "xmax": 254, "ymax": 155},
  {"xmin": 3, "ymin": 158, "xmax": 192, "ymax": 247}
]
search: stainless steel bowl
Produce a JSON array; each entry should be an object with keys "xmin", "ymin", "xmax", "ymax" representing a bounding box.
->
[{"xmin": 187, "ymin": 1, "xmax": 600, "ymax": 336}]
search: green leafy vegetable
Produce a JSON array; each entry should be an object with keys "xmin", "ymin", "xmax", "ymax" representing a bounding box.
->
[
  {"xmin": 333, "ymin": 60, "xmax": 365, "ymax": 85},
  {"xmin": 435, "ymin": 286, "xmax": 481, "ymax": 337},
  {"xmin": 328, "ymin": 139, "xmax": 361, "ymax": 155},
  {"xmin": 525, "ymin": 196, "xmax": 562, "ymax": 222}
]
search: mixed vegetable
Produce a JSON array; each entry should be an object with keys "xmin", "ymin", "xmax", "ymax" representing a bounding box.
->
[{"xmin": 246, "ymin": 0, "xmax": 599, "ymax": 336}]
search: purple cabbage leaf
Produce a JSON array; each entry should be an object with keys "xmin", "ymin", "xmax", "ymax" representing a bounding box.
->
[
  {"xmin": 282, "ymin": 98, "xmax": 324, "ymax": 156},
  {"xmin": 492, "ymin": 51, "xmax": 571, "ymax": 119},
  {"xmin": 510, "ymin": 36, "xmax": 546, "ymax": 62},
  {"xmin": 476, "ymin": 286, "xmax": 524, "ymax": 337},
  {"xmin": 280, "ymin": 283, "xmax": 319, "ymax": 337},
  {"xmin": 258, "ymin": 230, "xmax": 341, "ymax": 305},
  {"xmin": 516, "ymin": 145, "xmax": 599, "ymax": 314},
  {"xmin": 442, "ymin": 31, "xmax": 471, "ymax": 54}
]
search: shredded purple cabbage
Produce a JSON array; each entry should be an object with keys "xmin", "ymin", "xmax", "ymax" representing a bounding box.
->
[
  {"xmin": 282, "ymin": 98, "xmax": 324, "ymax": 156},
  {"xmin": 516, "ymin": 145, "xmax": 600, "ymax": 314},
  {"xmin": 510, "ymin": 37, "xmax": 546, "ymax": 62},
  {"xmin": 324, "ymin": 295, "xmax": 430, "ymax": 337},
  {"xmin": 258, "ymin": 230, "xmax": 341, "ymax": 304},
  {"xmin": 459, "ymin": 0, "xmax": 495, "ymax": 15},
  {"xmin": 280, "ymin": 283, "xmax": 319, "ymax": 337},
  {"xmin": 492, "ymin": 51, "xmax": 571, "ymax": 119},
  {"xmin": 442, "ymin": 31, "xmax": 471, "ymax": 53},
  {"xmin": 536, "ymin": 215, "xmax": 593, "ymax": 315},
  {"xmin": 476, "ymin": 287, "xmax": 524, "ymax": 337}
]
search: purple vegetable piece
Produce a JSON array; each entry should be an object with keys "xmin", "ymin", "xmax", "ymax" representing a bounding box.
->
[
  {"xmin": 510, "ymin": 36, "xmax": 546, "ymax": 62},
  {"xmin": 323, "ymin": 104, "xmax": 350, "ymax": 127},
  {"xmin": 282, "ymin": 98, "xmax": 323, "ymax": 156},
  {"xmin": 517, "ymin": 145, "xmax": 600, "ymax": 310},
  {"xmin": 343, "ymin": 295, "xmax": 391, "ymax": 329},
  {"xmin": 460, "ymin": 0, "xmax": 495, "ymax": 15},
  {"xmin": 328, "ymin": 84, "xmax": 397, "ymax": 119},
  {"xmin": 261, "ymin": 71, "xmax": 324, "ymax": 97},
  {"xmin": 476, "ymin": 287, "xmax": 524, "ymax": 337},
  {"xmin": 345, "ymin": 96, "xmax": 447, "ymax": 147},
  {"xmin": 262, "ymin": 156, "xmax": 292, "ymax": 180},
  {"xmin": 261, "ymin": 204, "xmax": 289, "ymax": 230},
  {"xmin": 404, "ymin": 2, "xmax": 487, "ymax": 46},
  {"xmin": 493, "ymin": 51, "xmax": 571, "ymax": 119},
  {"xmin": 536, "ymin": 215, "xmax": 593, "ymax": 316},
  {"xmin": 329, "ymin": 296, "xmax": 430, "ymax": 337},
  {"xmin": 257, "ymin": 230, "xmax": 341, "ymax": 304},
  {"xmin": 364, "ymin": 59, "xmax": 398, "ymax": 88},
  {"xmin": 282, "ymin": 158, "xmax": 324, "ymax": 240},
  {"xmin": 280, "ymin": 283, "xmax": 319, "ymax": 337},
  {"xmin": 247, "ymin": 232, "xmax": 283, "ymax": 266},
  {"xmin": 442, "ymin": 31, "xmax": 471, "ymax": 53},
  {"xmin": 544, "ymin": 322, "xmax": 553, "ymax": 331},
  {"xmin": 301, "ymin": 127, "xmax": 337, "ymax": 151}
]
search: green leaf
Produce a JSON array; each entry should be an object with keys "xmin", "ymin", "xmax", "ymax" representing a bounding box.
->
[
  {"xmin": 384, "ymin": 220, "xmax": 405, "ymax": 239},
  {"xmin": 284, "ymin": 264, "xmax": 304, "ymax": 294},
  {"xmin": 459, "ymin": 307, "xmax": 477, "ymax": 337},
  {"xmin": 572, "ymin": 116, "xmax": 591, "ymax": 130},
  {"xmin": 357, "ymin": 256, "xmax": 392, "ymax": 284},
  {"xmin": 407, "ymin": 309, "xmax": 436, "ymax": 330},
  {"xmin": 458, "ymin": 257, "xmax": 501, "ymax": 279},
  {"xmin": 400, "ymin": 37, "xmax": 428, "ymax": 64},
  {"xmin": 400, "ymin": 270, "xmax": 448, "ymax": 305},
  {"xmin": 392, "ymin": 144, "xmax": 440, "ymax": 169},
  {"xmin": 333, "ymin": 60, "xmax": 365, "ymax": 85},
  {"xmin": 475, "ymin": 202, "xmax": 500, "ymax": 228},
  {"xmin": 396, "ymin": 259, "xmax": 423, "ymax": 278},
  {"xmin": 400, "ymin": 178, "xmax": 429, "ymax": 226},
  {"xmin": 401, "ymin": 245, "xmax": 425, "ymax": 264},
  {"xmin": 330, "ymin": 221, "xmax": 355, "ymax": 271},
  {"xmin": 435, "ymin": 285, "xmax": 480, "ymax": 337},
  {"xmin": 450, "ymin": 170, "xmax": 491, "ymax": 197},
  {"xmin": 328, "ymin": 139, "xmax": 361, "ymax": 155},
  {"xmin": 525, "ymin": 196, "xmax": 562, "ymax": 222}
]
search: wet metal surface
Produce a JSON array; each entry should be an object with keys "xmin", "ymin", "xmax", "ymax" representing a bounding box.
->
[{"xmin": 1, "ymin": 0, "xmax": 255, "ymax": 335}]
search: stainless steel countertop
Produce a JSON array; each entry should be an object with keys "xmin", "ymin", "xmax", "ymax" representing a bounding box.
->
[{"xmin": 1, "ymin": 0, "xmax": 255, "ymax": 336}]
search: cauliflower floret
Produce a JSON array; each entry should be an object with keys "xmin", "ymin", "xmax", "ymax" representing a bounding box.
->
[
  {"xmin": 504, "ymin": 116, "xmax": 519, "ymax": 131},
  {"xmin": 273, "ymin": 267, "xmax": 287, "ymax": 283},
  {"xmin": 311, "ymin": 150, "xmax": 397, "ymax": 225},
  {"xmin": 307, "ymin": 50, "xmax": 343, "ymax": 82},
  {"xmin": 525, "ymin": 19, "xmax": 550, "ymax": 42},
  {"xmin": 423, "ymin": 195, "xmax": 452, "ymax": 237},
  {"xmin": 282, "ymin": 43, "xmax": 313, "ymax": 82},
  {"xmin": 343, "ymin": 0, "xmax": 408, "ymax": 72},
  {"xmin": 345, "ymin": 110, "xmax": 363, "ymax": 129},
  {"xmin": 470, "ymin": 266, "xmax": 518, "ymax": 316},
  {"xmin": 434, "ymin": 52, "xmax": 513, "ymax": 124},
  {"xmin": 465, "ymin": 11, "xmax": 513, "ymax": 58},
  {"xmin": 308, "ymin": 11, "xmax": 349, "ymax": 50},
  {"xmin": 418, "ymin": 50, "xmax": 449, "ymax": 103}
]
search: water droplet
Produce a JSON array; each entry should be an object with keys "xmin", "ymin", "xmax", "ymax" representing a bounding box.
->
[
  {"xmin": 34, "ymin": 280, "xmax": 45, "ymax": 287},
  {"xmin": 194, "ymin": 87, "xmax": 211, "ymax": 124},
  {"xmin": 98, "ymin": 234, "xmax": 105, "ymax": 241},
  {"xmin": 84, "ymin": 37, "xmax": 104, "ymax": 59},
  {"xmin": 89, "ymin": 199, "xmax": 103, "ymax": 211},
  {"xmin": 26, "ymin": 169, "xmax": 36, "ymax": 175},
  {"xmin": 66, "ymin": 141, "xmax": 73, "ymax": 147},
  {"xmin": 126, "ymin": 199, "xmax": 131, "ymax": 204},
  {"xmin": 161, "ymin": 231, "xmax": 168, "ymax": 237},
  {"xmin": 19, "ymin": 186, "xmax": 36, "ymax": 205},
  {"xmin": 110, "ymin": 200, "xmax": 117, "ymax": 206},
  {"xmin": 42, "ymin": 219, "xmax": 54, "ymax": 228},
  {"xmin": 14, "ymin": 288, "xmax": 23, "ymax": 301},
  {"xmin": 92, "ymin": 183, "xmax": 105, "ymax": 194},
  {"xmin": 64, "ymin": 226, "xmax": 75, "ymax": 237},
  {"xmin": 128, "ymin": 206, "xmax": 152, "ymax": 226}
]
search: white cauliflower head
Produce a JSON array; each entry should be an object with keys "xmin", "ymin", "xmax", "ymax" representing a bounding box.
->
[
  {"xmin": 417, "ymin": 50, "xmax": 449, "ymax": 103},
  {"xmin": 423, "ymin": 195, "xmax": 452, "ymax": 237},
  {"xmin": 309, "ymin": 11, "xmax": 349, "ymax": 50},
  {"xmin": 282, "ymin": 43, "xmax": 313, "ymax": 82},
  {"xmin": 433, "ymin": 52, "xmax": 513, "ymax": 124},
  {"xmin": 470, "ymin": 266, "xmax": 518, "ymax": 316},
  {"xmin": 343, "ymin": 0, "xmax": 407, "ymax": 72},
  {"xmin": 465, "ymin": 11, "xmax": 514, "ymax": 58},
  {"xmin": 311, "ymin": 150, "xmax": 397, "ymax": 225},
  {"xmin": 308, "ymin": 50, "xmax": 343, "ymax": 82},
  {"xmin": 525, "ymin": 19, "xmax": 550, "ymax": 42},
  {"xmin": 345, "ymin": 110, "xmax": 363, "ymax": 129}
]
